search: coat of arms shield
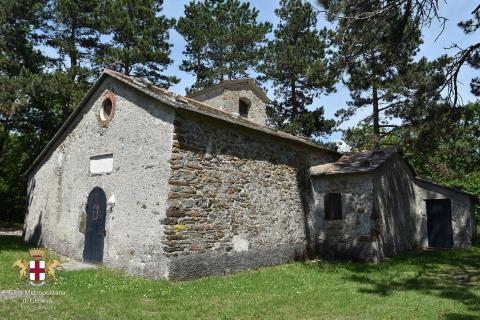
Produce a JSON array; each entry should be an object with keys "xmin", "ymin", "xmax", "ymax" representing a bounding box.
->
[{"xmin": 29, "ymin": 248, "xmax": 46, "ymax": 286}]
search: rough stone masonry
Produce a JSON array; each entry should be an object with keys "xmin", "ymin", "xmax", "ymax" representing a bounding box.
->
[{"xmin": 163, "ymin": 113, "xmax": 336, "ymax": 279}]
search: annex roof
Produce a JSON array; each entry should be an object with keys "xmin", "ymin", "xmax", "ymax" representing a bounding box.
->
[
  {"xmin": 309, "ymin": 149, "xmax": 397, "ymax": 176},
  {"xmin": 309, "ymin": 149, "xmax": 477, "ymax": 201}
]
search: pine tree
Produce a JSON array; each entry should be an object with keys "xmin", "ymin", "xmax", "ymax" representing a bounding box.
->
[
  {"xmin": 457, "ymin": 5, "xmax": 480, "ymax": 97},
  {"xmin": 0, "ymin": 0, "xmax": 51, "ymax": 224},
  {"xmin": 43, "ymin": 0, "xmax": 100, "ymax": 73},
  {"xmin": 0, "ymin": 0, "xmax": 46, "ymax": 77},
  {"xmin": 96, "ymin": 0, "xmax": 178, "ymax": 87},
  {"xmin": 260, "ymin": 0, "xmax": 337, "ymax": 139},
  {"xmin": 0, "ymin": 0, "xmax": 46, "ymax": 140},
  {"xmin": 343, "ymin": 56, "xmax": 450, "ymax": 152},
  {"xmin": 42, "ymin": 0, "xmax": 101, "ymax": 119},
  {"xmin": 322, "ymin": 0, "xmax": 425, "ymax": 148},
  {"xmin": 318, "ymin": 0, "xmax": 480, "ymax": 106},
  {"xmin": 177, "ymin": 0, "xmax": 271, "ymax": 92}
]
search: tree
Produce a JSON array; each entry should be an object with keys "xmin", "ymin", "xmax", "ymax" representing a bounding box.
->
[
  {"xmin": 345, "ymin": 99, "xmax": 480, "ymax": 183},
  {"xmin": 342, "ymin": 57, "xmax": 452, "ymax": 155},
  {"xmin": 43, "ymin": 0, "xmax": 100, "ymax": 73},
  {"xmin": 177, "ymin": 0, "xmax": 271, "ymax": 92},
  {"xmin": 0, "ymin": 0, "xmax": 46, "ymax": 77},
  {"xmin": 0, "ymin": 0, "xmax": 47, "ymax": 153},
  {"xmin": 96, "ymin": 0, "xmax": 178, "ymax": 87},
  {"xmin": 260, "ymin": 0, "xmax": 337, "ymax": 139},
  {"xmin": 456, "ymin": 5, "xmax": 480, "ymax": 99},
  {"xmin": 405, "ymin": 101, "xmax": 480, "ymax": 181},
  {"xmin": 342, "ymin": 121, "xmax": 378, "ymax": 151},
  {"xmin": 42, "ymin": 0, "xmax": 101, "ymax": 119},
  {"xmin": 322, "ymin": 0, "xmax": 430, "ymax": 148},
  {"xmin": 318, "ymin": 0, "xmax": 480, "ymax": 106},
  {"xmin": 0, "ymin": 0, "xmax": 50, "ymax": 224}
]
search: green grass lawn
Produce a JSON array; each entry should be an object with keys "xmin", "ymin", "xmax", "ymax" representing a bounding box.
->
[{"xmin": 1, "ymin": 236, "xmax": 479, "ymax": 320}]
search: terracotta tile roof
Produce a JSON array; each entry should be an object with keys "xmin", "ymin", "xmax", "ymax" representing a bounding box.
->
[
  {"xmin": 24, "ymin": 70, "xmax": 339, "ymax": 176},
  {"xmin": 105, "ymin": 70, "xmax": 337, "ymax": 154}
]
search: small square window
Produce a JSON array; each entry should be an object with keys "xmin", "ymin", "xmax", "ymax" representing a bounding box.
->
[
  {"xmin": 239, "ymin": 99, "xmax": 249, "ymax": 118},
  {"xmin": 324, "ymin": 193, "xmax": 342, "ymax": 220}
]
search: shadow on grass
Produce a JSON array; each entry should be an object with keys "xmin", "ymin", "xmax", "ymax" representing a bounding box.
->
[
  {"xmin": 305, "ymin": 247, "xmax": 480, "ymax": 318},
  {"xmin": 0, "ymin": 235, "xmax": 30, "ymax": 252},
  {"xmin": 443, "ymin": 315, "xmax": 480, "ymax": 320}
]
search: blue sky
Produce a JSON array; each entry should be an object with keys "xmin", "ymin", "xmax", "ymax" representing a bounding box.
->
[{"xmin": 162, "ymin": 0, "xmax": 478, "ymax": 144}]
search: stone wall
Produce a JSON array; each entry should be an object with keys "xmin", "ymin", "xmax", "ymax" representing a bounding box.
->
[
  {"xmin": 414, "ymin": 179, "xmax": 475, "ymax": 248},
  {"xmin": 374, "ymin": 155, "xmax": 474, "ymax": 257},
  {"xmin": 163, "ymin": 112, "xmax": 336, "ymax": 279},
  {"xmin": 310, "ymin": 155, "xmax": 475, "ymax": 262},
  {"xmin": 310, "ymin": 174, "xmax": 378, "ymax": 261},
  {"xmin": 25, "ymin": 77, "xmax": 174, "ymax": 278},
  {"xmin": 373, "ymin": 156, "xmax": 419, "ymax": 259},
  {"xmin": 189, "ymin": 83, "xmax": 267, "ymax": 125}
]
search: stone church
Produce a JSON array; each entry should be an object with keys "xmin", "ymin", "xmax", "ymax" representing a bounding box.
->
[{"xmin": 24, "ymin": 70, "xmax": 476, "ymax": 280}]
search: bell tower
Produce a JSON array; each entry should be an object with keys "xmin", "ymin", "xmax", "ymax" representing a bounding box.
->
[{"xmin": 187, "ymin": 79, "xmax": 269, "ymax": 126}]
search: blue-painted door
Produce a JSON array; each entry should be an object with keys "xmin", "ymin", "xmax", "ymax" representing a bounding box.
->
[{"xmin": 83, "ymin": 187, "xmax": 107, "ymax": 263}]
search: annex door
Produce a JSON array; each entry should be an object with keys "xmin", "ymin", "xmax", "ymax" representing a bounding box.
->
[
  {"xmin": 83, "ymin": 187, "xmax": 107, "ymax": 263},
  {"xmin": 426, "ymin": 199, "xmax": 453, "ymax": 248}
]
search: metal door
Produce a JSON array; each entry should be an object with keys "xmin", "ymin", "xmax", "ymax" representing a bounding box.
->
[{"xmin": 426, "ymin": 199, "xmax": 454, "ymax": 248}]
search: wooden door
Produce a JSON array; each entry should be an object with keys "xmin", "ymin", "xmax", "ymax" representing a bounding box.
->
[{"xmin": 83, "ymin": 187, "xmax": 107, "ymax": 263}]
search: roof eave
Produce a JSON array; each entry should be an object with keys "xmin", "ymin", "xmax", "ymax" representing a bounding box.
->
[
  {"xmin": 187, "ymin": 79, "xmax": 270, "ymax": 104},
  {"xmin": 309, "ymin": 151, "xmax": 397, "ymax": 176},
  {"xmin": 25, "ymin": 70, "xmax": 339, "ymax": 177},
  {"xmin": 23, "ymin": 72, "xmax": 110, "ymax": 177},
  {"xmin": 106, "ymin": 71, "xmax": 338, "ymax": 155},
  {"xmin": 414, "ymin": 176, "xmax": 479, "ymax": 201}
]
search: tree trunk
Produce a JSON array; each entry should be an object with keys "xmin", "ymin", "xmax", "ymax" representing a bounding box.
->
[
  {"xmin": 291, "ymin": 80, "xmax": 297, "ymax": 116},
  {"xmin": 63, "ymin": 16, "xmax": 78, "ymax": 120},
  {"xmin": 372, "ymin": 85, "xmax": 381, "ymax": 149},
  {"xmin": 70, "ymin": 17, "xmax": 78, "ymax": 74},
  {"xmin": 62, "ymin": 95, "xmax": 70, "ymax": 121},
  {"xmin": 0, "ymin": 116, "xmax": 13, "ymax": 162}
]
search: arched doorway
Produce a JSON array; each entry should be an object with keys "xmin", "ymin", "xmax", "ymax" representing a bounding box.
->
[{"xmin": 83, "ymin": 187, "xmax": 107, "ymax": 263}]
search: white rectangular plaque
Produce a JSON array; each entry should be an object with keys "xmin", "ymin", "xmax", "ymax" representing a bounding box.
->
[{"xmin": 90, "ymin": 154, "xmax": 113, "ymax": 174}]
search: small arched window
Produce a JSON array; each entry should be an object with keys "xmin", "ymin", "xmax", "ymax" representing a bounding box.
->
[{"xmin": 239, "ymin": 98, "xmax": 250, "ymax": 118}]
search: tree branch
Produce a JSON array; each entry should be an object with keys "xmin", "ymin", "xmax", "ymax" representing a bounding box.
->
[{"xmin": 443, "ymin": 42, "xmax": 480, "ymax": 106}]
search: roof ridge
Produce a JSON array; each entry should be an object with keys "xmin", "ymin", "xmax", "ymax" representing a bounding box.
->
[
  {"xmin": 103, "ymin": 69, "xmax": 326, "ymax": 150},
  {"xmin": 24, "ymin": 69, "xmax": 340, "ymax": 176},
  {"xmin": 186, "ymin": 77, "xmax": 270, "ymax": 103}
]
